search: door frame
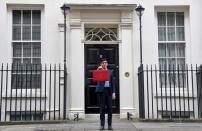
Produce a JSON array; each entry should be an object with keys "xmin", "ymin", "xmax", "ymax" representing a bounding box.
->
[{"xmin": 84, "ymin": 43, "xmax": 120, "ymax": 114}]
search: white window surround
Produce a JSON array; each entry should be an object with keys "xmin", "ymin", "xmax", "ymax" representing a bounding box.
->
[
  {"xmin": 12, "ymin": 10, "xmax": 41, "ymax": 64},
  {"xmin": 154, "ymin": 6, "xmax": 192, "ymax": 96},
  {"xmin": 6, "ymin": 5, "xmax": 44, "ymax": 94},
  {"xmin": 158, "ymin": 12, "xmax": 185, "ymax": 68},
  {"xmin": 12, "ymin": 10, "xmax": 41, "ymax": 90},
  {"xmin": 7, "ymin": 4, "xmax": 44, "ymax": 10},
  {"xmin": 155, "ymin": 6, "xmax": 191, "ymax": 64},
  {"xmin": 7, "ymin": 4, "xmax": 44, "ymax": 64}
]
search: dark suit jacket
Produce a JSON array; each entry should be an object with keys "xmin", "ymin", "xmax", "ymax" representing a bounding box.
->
[{"xmin": 95, "ymin": 70, "xmax": 115, "ymax": 95}]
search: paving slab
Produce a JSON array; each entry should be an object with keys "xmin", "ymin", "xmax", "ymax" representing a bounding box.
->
[{"xmin": 133, "ymin": 122, "xmax": 202, "ymax": 131}]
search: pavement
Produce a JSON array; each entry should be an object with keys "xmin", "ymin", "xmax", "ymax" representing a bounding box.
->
[{"xmin": 0, "ymin": 115, "xmax": 202, "ymax": 131}]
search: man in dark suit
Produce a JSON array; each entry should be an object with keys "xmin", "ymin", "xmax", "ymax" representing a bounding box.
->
[{"xmin": 95, "ymin": 58, "xmax": 116, "ymax": 130}]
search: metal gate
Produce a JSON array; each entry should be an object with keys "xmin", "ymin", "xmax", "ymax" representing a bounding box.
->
[
  {"xmin": 0, "ymin": 63, "xmax": 67, "ymax": 121},
  {"xmin": 138, "ymin": 64, "xmax": 202, "ymax": 119}
]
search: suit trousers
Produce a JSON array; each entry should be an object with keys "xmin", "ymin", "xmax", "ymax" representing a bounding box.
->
[{"xmin": 99, "ymin": 88, "xmax": 112, "ymax": 126}]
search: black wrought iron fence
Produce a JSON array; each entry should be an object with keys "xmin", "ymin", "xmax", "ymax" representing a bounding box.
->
[
  {"xmin": 0, "ymin": 63, "xmax": 67, "ymax": 121},
  {"xmin": 138, "ymin": 64, "xmax": 202, "ymax": 119}
]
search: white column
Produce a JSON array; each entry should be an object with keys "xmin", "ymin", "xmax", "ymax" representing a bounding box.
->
[
  {"xmin": 68, "ymin": 10, "xmax": 85, "ymax": 119},
  {"xmin": 119, "ymin": 10, "xmax": 135, "ymax": 118}
]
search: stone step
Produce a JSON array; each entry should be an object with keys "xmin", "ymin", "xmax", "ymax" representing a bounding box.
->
[{"xmin": 82, "ymin": 114, "xmax": 124, "ymax": 123}]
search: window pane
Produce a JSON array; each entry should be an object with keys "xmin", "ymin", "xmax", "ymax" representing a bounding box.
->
[
  {"xmin": 177, "ymin": 58, "xmax": 185, "ymax": 70},
  {"xmin": 160, "ymin": 73, "xmax": 166, "ymax": 87},
  {"xmin": 176, "ymin": 27, "xmax": 185, "ymax": 41},
  {"xmin": 13, "ymin": 10, "xmax": 21, "ymax": 24},
  {"xmin": 167, "ymin": 43, "xmax": 175, "ymax": 57},
  {"xmin": 158, "ymin": 27, "xmax": 166, "ymax": 41},
  {"xmin": 179, "ymin": 73, "xmax": 186, "ymax": 88},
  {"xmin": 176, "ymin": 73, "xmax": 186, "ymax": 88},
  {"xmin": 167, "ymin": 12, "xmax": 175, "ymax": 26},
  {"xmin": 177, "ymin": 58, "xmax": 185, "ymax": 66},
  {"xmin": 13, "ymin": 26, "xmax": 21, "ymax": 40},
  {"xmin": 11, "ymin": 75, "xmax": 17, "ymax": 89},
  {"xmin": 32, "ymin": 10, "xmax": 41, "ymax": 24},
  {"xmin": 33, "ymin": 43, "xmax": 41, "ymax": 57},
  {"xmin": 23, "ymin": 43, "xmax": 31, "ymax": 57},
  {"xmin": 12, "ymin": 74, "xmax": 23, "ymax": 89},
  {"xmin": 12, "ymin": 59, "xmax": 22, "ymax": 72},
  {"xmin": 33, "ymin": 114, "xmax": 43, "ymax": 120},
  {"xmin": 159, "ymin": 58, "xmax": 167, "ymax": 70},
  {"xmin": 23, "ymin": 10, "xmax": 31, "ymax": 24},
  {"xmin": 21, "ymin": 75, "xmax": 31, "ymax": 89},
  {"xmin": 157, "ymin": 12, "xmax": 166, "ymax": 26},
  {"xmin": 33, "ymin": 58, "xmax": 41, "ymax": 64},
  {"xmin": 22, "ymin": 114, "xmax": 32, "ymax": 120},
  {"xmin": 13, "ymin": 43, "xmax": 22, "ymax": 57},
  {"xmin": 23, "ymin": 64, "xmax": 32, "ymax": 71},
  {"xmin": 158, "ymin": 44, "xmax": 166, "ymax": 57},
  {"xmin": 23, "ymin": 58, "xmax": 31, "ymax": 64},
  {"xmin": 25, "ymin": 115, "xmax": 32, "ymax": 120},
  {"xmin": 22, "ymin": 26, "xmax": 31, "ymax": 40},
  {"xmin": 24, "ymin": 75, "xmax": 31, "ymax": 89},
  {"xmin": 176, "ymin": 43, "xmax": 185, "ymax": 57},
  {"xmin": 13, "ymin": 58, "xmax": 21, "ymax": 65},
  {"xmin": 32, "ymin": 26, "xmax": 41, "ymax": 40},
  {"xmin": 168, "ymin": 58, "xmax": 176, "ymax": 67},
  {"xmin": 10, "ymin": 115, "xmax": 21, "ymax": 121},
  {"xmin": 32, "ymin": 62, "xmax": 41, "ymax": 71},
  {"xmin": 176, "ymin": 12, "xmax": 184, "ymax": 26},
  {"xmin": 32, "ymin": 74, "xmax": 41, "ymax": 88},
  {"xmin": 167, "ymin": 27, "xmax": 175, "ymax": 41},
  {"xmin": 12, "ymin": 73, "xmax": 39, "ymax": 89},
  {"xmin": 168, "ymin": 72, "xmax": 176, "ymax": 87},
  {"xmin": 22, "ymin": 60, "xmax": 31, "ymax": 71}
]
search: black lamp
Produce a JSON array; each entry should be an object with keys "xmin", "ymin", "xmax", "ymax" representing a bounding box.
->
[
  {"xmin": 60, "ymin": 3, "xmax": 70, "ymax": 120},
  {"xmin": 135, "ymin": 4, "xmax": 145, "ymax": 65}
]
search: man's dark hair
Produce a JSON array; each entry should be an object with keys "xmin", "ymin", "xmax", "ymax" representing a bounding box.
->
[{"xmin": 99, "ymin": 58, "xmax": 107, "ymax": 64}]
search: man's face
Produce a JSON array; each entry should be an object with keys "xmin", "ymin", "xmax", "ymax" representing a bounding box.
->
[{"xmin": 101, "ymin": 60, "xmax": 108, "ymax": 69}]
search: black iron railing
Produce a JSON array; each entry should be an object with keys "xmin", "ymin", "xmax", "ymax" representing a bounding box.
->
[
  {"xmin": 138, "ymin": 64, "xmax": 202, "ymax": 119},
  {"xmin": 0, "ymin": 63, "xmax": 67, "ymax": 121}
]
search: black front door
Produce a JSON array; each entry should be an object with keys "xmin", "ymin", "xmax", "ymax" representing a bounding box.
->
[{"xmin": 85, "ymin": 44, "xmax": 119, "ymax": 113}]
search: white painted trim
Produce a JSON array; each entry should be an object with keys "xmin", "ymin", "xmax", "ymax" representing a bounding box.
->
[
  {"xmin": 69, "ymin": 108, "xmax": 85, "ymax": 112},
  {"xmin": 6, "ymin": 4, "xmax": 44, "ymax": 10},
  {"xmin": 69, "ymin": 9, "xmax": 134, "ymax": 117},
  {"xmin": 83, "ymin": 41, "xmax": 120, "ymax": 44},
  {"xmin": 155, "ymin": 6, "xmax": 189, "ymax": 12},
  {"xmin": 65, "ymin": 4, "xmax": 137, "ymax": 10},
  {"xmin": 82, "ymin": 24, "xmax": 121, "ymax": 44}
]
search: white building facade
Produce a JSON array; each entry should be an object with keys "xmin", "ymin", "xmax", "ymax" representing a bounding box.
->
[{"xmin": 0, "ymin": 0, "xmax": 202, "ymax": 120}]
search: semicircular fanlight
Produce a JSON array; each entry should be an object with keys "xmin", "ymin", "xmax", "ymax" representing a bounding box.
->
[{"xmin": 85, "ymin": 28, "xmax": 118, "ymax": 41}]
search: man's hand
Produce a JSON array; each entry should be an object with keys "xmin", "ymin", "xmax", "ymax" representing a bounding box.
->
[
  {"xmin": 97, "ymin": 66, "xmax": 103, "ymax": 70},
  {"xmin": 112, "ymin": 95, "xmax": 116, "ymax": 100},
  {"xmin": 112, "ymin": 93, "xmax": 116, "ymax": 100}
]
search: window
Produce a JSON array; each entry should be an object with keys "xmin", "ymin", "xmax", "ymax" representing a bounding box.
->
[
  {"xmin": 157, "ymin": 12, "xmax": 186, "ymax": 88},
  {"xmin": 10, "ymin": 113, "xmax": 43, "ymax": 121},
  {"xmin": 161, "ymin": 111, "xmax": 190, "ymax": 119},
  {"xmin": 12, "ymin": 10, "xmax": 41, "ymax": 89},
  {"xmin": 85, "ymin": 28, "xmax": 118, "ymax": 41}
]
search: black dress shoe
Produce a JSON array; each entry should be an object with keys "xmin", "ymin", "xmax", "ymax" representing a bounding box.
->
[
  {"xmin": 100, "ymin": 126, "xmax": 104, "ymax": 130},
  {"xmin": 108, "ymin": 126, "xmax": 113, "ymax": 130}
]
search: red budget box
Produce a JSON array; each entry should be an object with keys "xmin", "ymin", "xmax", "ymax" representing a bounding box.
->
[{"xmin": 92, "ymin": 70, "xmax": 109, "ymax": 82}]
